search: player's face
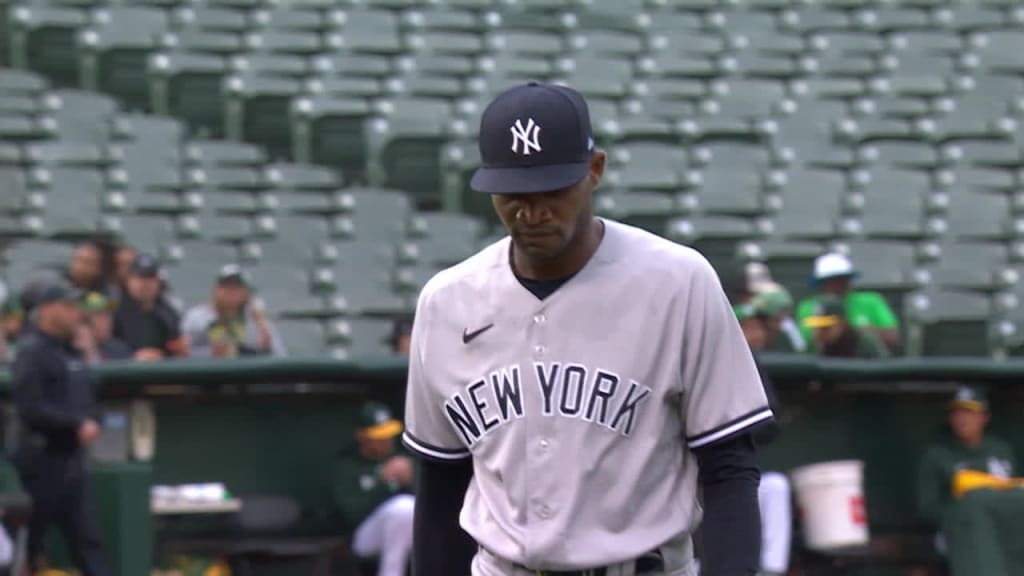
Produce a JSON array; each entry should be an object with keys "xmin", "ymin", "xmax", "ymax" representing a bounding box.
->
[
  {"xmin": 740, "ymin": 317, "xmax": 767, "ymax": 351},
  {"xmin": 358, "ymin": 434, "xmax": 396, "ymax": 461},
  {"xmin": 491, "ymin": 152, "xmax": 605, "ymax": 261},
  {"xmin": 950, "ymin": 408, "xmax": 989, "ymax": 445}
]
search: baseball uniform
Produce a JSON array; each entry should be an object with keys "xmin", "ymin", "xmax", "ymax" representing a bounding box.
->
[{"xmin": 403, "ymin": 218, "xmax": 772, "ymax": 573}]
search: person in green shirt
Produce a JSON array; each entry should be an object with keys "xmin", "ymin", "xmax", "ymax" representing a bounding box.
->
[
  {"xmin": 332, "ymin": 402, "xmax": 415, "ymax": 576},
  {"xmin": 916, "ymin": 387, "xmax": 1023, "ymax": 576},
  {"xmin": 796, "ymin": 252, "xmax": 901, "ymax": 353},
  {"xmin": 751, "ymin": 283, "xmax": 806, "ymax": 354},
  {"xmin": 803, "ymin": 296, "xmax": 890, "ymax": 359}
]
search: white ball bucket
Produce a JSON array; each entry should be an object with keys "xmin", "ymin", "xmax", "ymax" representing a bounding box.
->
[{"xmin": 790, "ymin": 460, "xmax": 870, "ymax": 551}]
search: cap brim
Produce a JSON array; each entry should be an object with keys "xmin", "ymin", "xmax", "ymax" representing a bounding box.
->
[
  {"xmin": 470, "ymin": 161, "xmax": 591, "ymax": 194},
  {"xmin": 810, "ymin": 271, "xmax": 858, "ymax": 287},
  {"xmin": 804, "ymin": 315, "xmax": 841, "ymax": 328},
  {"xmin": 363, "ymin": 420, "xmax": 403, "ymax": 440}
]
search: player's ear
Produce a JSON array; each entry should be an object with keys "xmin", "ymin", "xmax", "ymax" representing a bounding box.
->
[{"xmin": 587, "ymin": 149, "xmax": 606, "ymax": 190}]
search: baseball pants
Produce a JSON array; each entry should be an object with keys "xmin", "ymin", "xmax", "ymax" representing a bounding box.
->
[
  {"xmin": 353, "ymin": 494, "xmax": 415, "ymax": 576},
  {"xmin": 758, "ymin": 471, "xmax": 793, "ymax": 574}
]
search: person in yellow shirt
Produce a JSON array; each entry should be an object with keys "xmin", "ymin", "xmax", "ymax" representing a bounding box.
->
[{"xmin": 796, "ymin": 252, "xmax": 901, "ymax": 353}]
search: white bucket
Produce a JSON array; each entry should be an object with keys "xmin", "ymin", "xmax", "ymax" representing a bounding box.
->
[{"xmin": 790, "ymin": 460, "xmax": 870, "ymax": 551}]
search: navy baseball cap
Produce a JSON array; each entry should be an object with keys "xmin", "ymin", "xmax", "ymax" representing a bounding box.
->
[
  {"xmin": 470, "ymin": 81, "xmax": 596, "ymax": 195},
  {"xmin": 131, "ymin": 253, "xmax": 162, "ymax": 278}
]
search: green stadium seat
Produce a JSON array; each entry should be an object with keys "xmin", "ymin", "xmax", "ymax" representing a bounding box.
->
[
  {"xmin": 8, "ymin": 4, "xmax": 89, "ymax": 86},
  {"xmin": 634, "ymin": 53, "xmax": 716, "ymax": 78},
  {"xmin": 594, "ymin": 191, "xmax": 677, "ymax": 233},
  {"xmin": 309, "ymin": 52, "xmax": 393, "ymax": 79},
  {"xmin": 109, "ymin": 213, "xmax": 176, "ymax": 254},
  {"xmin": 328, "ymin": 187, "xmax": 411, "ymax": 242},
  {"xmin": 941, "ymin": 192, "xmax": 1013, "ymax": 241},
  {"xmin": 3, "ymin": 240, "xmax": 72, "ymax": 279},
  {"xmin": 111, "ymin": 113, "xmax": 185, "ymax": 150},
  {"xmin": 393, "ymin": 263, "xmax": 442, "ymax": 295},
  {"xmin": 476, "ymin": 54, "xmax": 552, "ymax": 79},
  {"xmin": 171, "ymin": 5, "xmax": 249, "ymax": 32},
  {"xmin": 693, "ymin": 169, "xmax": 771, "ymax": 217},
  {"xmin": 289, "ymin": 94, "xmax": 372, "ymax": 180},
  {"xmin": 230, "ymin": 53, "xmax": 308, "ymax": 78},
  {"xmin": 0, "ymin": 143, "xmax": 21, "ymax": 165},
  {"xmin": 223, "ymin": 73, "xmax": 303, "ymax": 160},
  {"xmin": 265, "ymin": 162, "xmax": 341, "ymax": 195},
  {"xmin": 850, "ymin": 95, "xmax": 931, "ymax": 119},
  {"xmin": 846, "ymin": 173, "xmax": 930, "ymax": 240},
  {"xmin": 842, "ymin": 239, "xmax": 918, "ymax": 290},
  {"xmin": 0, "ymin": 114, "xmax": 53, "ymax": 142},
  {"xmin": 772, "ymin": 169, "xmax": 845, "ymax": 240},
  {"xmin": 809, "ymin": 30, "xmax": 888, "ymax": 55},
  {"xmin": 273, "ymin": 319, "xmax": 329, "ymax": 356},
  {"xmin": 264, "ymin": 213, "xmax": 331, "ymax": 255},
  {"xmin": 186, "ymin": 164, "xmax": 269, "ymax": 193},
  {"xmin": 702, "ymin": 79, "xmax": 788, "ymax": 120},
  {"xmin": 938, "ymin": 141, "xmax": 1022, "ymax": 167},
  {"xmin": 185, "ymin": 139, "xmax": 266, "ymax": 168},
  {"xmin": 0, "ymin": 166, "xmax": 35, "ymax": 209},
  {"xmin": 385, "ymin": 74, "xmax": 464, "ymax": 98},
  {"xmin": 857, "ymin": 141, "xmax": 938, "ymax": 169},
  {"xmin": 484, "ymin": 30, "xmax": 562, "ymax": 56},
  {"xmin": 78, "ymin": 7, "xmax": 169, "ymax": 111},
  {"xmin": 923, "ymin": 241, "xmax": 1012, "ymax": 291},
  {"xmin": 175, "ymin": 212, "xmax": 260, "ymax": 243},
  {"xmin": 244, "ymin": 29, "xmax": 323, "ymax": 55},
  {"xmin": 366, "ymin": 107, "xmax": 458, "ymax": 203},
  {"xmin": 326, "ymin": 316, "xmax": 396, "ymax": 357},
  {"xmin": 931, "ymin": 6, "xmax": 1005, "ymax": 32},
  {"xmin": 854, "ymin": 6, "xmax": 931, "ymax": 32},
  {"xmin": 330, "ymin": 239, "xmax": 397, "ymax": 271},
  {"xmin": 305, "ymin": 75, "xmax": 382, "ymax": 98},
  {"xmin": 329, "ymin": 268, "xmax": 408, "ymax": 316},
  {"xmin": 159, "ymin": 27, "xmax": 245, "ymax": 55},
  {"xmin": 32, "ymin": 166, "xmax": 108, "ymax": 237},
  {"xmin": 326, "ymin": 8, "xmax": 404, "ymax": 54},
  {"xmin": 647, "ymin": 31, "xmax": 727, "ymax": 56},
  {"xmin": 406, "ymin": 211, "xmax": 482, "ymax": 266},
  {"xmin": 395, "ymin": 52, "xmax": 476, "ymax": 77},
  {"xmin": 735, "ymin": 32, "xmax": 806, "ymax": 56},
  {"xmin": 969, "ymin": 31, "xmax": 1024, "ymax": 70},
  {"xmin": 667, "ymin": 215, "xmax": 758, "ymax": 272},
  {"xmin": 249, "ymin": 7, "xmax": 325, "ymax": 31},
  {"xmin": 936, "ymin": 166, "xmax": 1014, "ymax": 191},
  {"xmin": 833, "ymin": 116, "xmax": 914, "ymax": 144},
  {"xmin": 400, "ymin": 7, "xmax": 479, "ymax": 32},
  {"xmin": 0, "ymin": 68, "xmax": 49, "ymax": 95},
  {"xmin": 148, "ymin": 51, "xmax": 228, "ymax": 137},
  {"xmin": 567, "ymin": 29, "xmax": 644, "ymax": 56},
  {"xmin": 42, "ymin": 89, "xmax": 118, "ymax": 143},
  {"xmin": 905, "ymin": 289, "xmax": 993, "ymax": 356},
  {"xmin": 639, "ymin": 10, "xmax": 703, "ymax": 32},
  {"xmin": 23, "ymin": 141, "xmax": 110, "ymax": 167},
  {"xmin": 716, "ymin": 52, "xmax": 800, "ymax": 78}
]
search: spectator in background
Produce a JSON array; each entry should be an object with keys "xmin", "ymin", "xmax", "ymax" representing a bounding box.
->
[
  {"xmin": 66, "ymin": 237, "xmax": 118, "ymax": 302},
  {"xmin": 752, "ymin": 283, "xmax": 806, "ymax": 354},
  {"xmin": 11, "ymin": 278, "xmax": 113, "ymax": 576},
  {"xmin": 181, "ymin": 265, "xmax": 285, "ymax": 358},
  {"xmin": 390, "ymin": 316, "xmax": 414, "ymax": 356},
  {"xmin": 803, "ymin": 296, "xmax": 890, "ymax": 359},
  {"xmin": 114, "ymin": 242, "xmax": 136, "ymax": 293},
  {"xmin": 113, "ymin": 254, "xmax": 188, "ymax": 360},
  {"xmin": 733, "ymin": 303, "xmax": 793, "ymax": 576},
  {"xmin": 796, "ymin": 252, "xmax": 901, "ymax": 353},
  {"xmin": 75, "ymin": 292, "xmax": 132, "ymax": 364},
  {"xmin": 332, "ymin": 402, "xmax": 415, "ymax": 576},
  {"xmin": 917, "ymin": 386, "xmax": 1021, "ymax": 576}
]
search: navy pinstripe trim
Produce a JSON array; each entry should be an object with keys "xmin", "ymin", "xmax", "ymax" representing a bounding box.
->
[
  {"xmin": 687, "ymin": 407, "xmax": 774, "ymax": 449},
  {"xmin": 402, "ymin": 431, "xmax": 471, "ymax": 461}
]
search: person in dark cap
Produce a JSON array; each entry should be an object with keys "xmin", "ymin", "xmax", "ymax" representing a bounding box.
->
[
  {"xmin": 181, "ymin": 264, "xmax": 285, "ymax": 358},
  {"xmin": 389, "ymin": 315, "xmax": 414, "ymax": 356},
  {"xmin": 803, "ymin": 295, "xmax": 890, "ymax": 359},
  {"xmin": 331, "ymin": 402, "xmax": 415, "ymax": 576},
  {"xmin": 10, "ymin": 278, "xmax": 113, "ymax": 576},
  {"xmin": 112, "ymin": 254, "xmax": 188, "ymax": 360},
  {"xmin": 917, "ymin": 386, "xmax": 1021, "ymax": 576}
]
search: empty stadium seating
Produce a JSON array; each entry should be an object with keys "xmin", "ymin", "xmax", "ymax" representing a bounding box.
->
[{"xmin": 4, "ymin": 0, "xmax": 1024, "ymax": 358}]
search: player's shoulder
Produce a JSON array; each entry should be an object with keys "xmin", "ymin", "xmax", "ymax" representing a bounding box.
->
[
  {"xmin": 604, "ymin": 219, "xmax": 718, "ymax": 281},
  {"xmin": 415, "ymin": 236, "xmax": 509, "ymax": 309}
]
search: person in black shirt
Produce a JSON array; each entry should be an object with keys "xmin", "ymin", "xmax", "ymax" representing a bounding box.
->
[
  {"xmin": 11, "ymin": 279, "xmax": 113, "ymax": 576},
  {"xmin": 112, "ymin": 254, "xmax": 188, "ymax": 360}
]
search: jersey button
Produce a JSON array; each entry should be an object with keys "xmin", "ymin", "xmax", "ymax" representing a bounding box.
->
[
  {"xmin": 533, "ymin": 313, "xmax": 546, "ymax": 324},
  {"xmin": 537, "ymin": 505, "xmax": 552, "ymax": 519},
  {"xmin": 539, "ymin": 439, "xmax": 549, "ymax": 449},
  {"xmin": 534, "ymin": 345, "xmax": 546, "ymax": 358}
]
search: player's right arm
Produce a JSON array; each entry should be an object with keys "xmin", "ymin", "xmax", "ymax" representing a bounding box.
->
[
  {"xmin": 402, "ymin": 284, "xmax": 476, "ymax": 576},
  {"xmin": 12, "ymin": 341, "xmax": 84, "ymax": 434}
]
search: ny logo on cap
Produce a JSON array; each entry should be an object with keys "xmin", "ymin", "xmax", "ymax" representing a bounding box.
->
[{"xmin": 510, "ymin": 118, "xmax": 541, "ymax": 156}]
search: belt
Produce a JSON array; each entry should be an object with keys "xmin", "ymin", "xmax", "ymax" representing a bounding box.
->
[{"xmin": 525, "ymin": 550, "xmax": 664, "ymax": 576}]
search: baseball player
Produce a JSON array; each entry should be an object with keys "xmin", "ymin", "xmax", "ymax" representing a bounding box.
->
[{"xmin": 402, "ymin": 82, "xmax": 773, "ymax": 576}]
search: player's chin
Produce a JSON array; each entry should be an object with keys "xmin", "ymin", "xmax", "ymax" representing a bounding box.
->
[{"xmin": 513, "ymin": 233, "xmax": 564, "ymax": 258}]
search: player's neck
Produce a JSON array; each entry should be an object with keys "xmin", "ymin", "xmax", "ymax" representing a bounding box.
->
[{"xmin": 513, "ymin": 218, "xmax": 604, "ymax": 281}]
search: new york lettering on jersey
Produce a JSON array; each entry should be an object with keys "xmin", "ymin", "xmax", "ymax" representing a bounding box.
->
[{"xmin": 443, "ymin": 362, "xmax": 653, "ymax": 447}]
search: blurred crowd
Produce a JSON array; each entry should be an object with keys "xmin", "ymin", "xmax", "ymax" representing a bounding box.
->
[
  {"xmin": 0, "ymin": 236, "xmax": 293, "ymax": 367},
  {"xmin": 725, "ymin": 250, "xmax": 900, "ymax": 360}
]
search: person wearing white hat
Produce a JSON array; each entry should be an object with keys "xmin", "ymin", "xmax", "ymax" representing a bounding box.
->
[{"xmin": 795, "ymin": 252, "xmax": 901, "ymax": 353}]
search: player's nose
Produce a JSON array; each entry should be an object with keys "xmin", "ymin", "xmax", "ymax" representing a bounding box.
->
[{"xmin": 515, "ymin": 199, "xmax": 552, "ymax": 224}]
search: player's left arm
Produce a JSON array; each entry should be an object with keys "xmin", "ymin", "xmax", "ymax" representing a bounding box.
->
[{"xmin": 680, "ymin": 256, "xmax": 773, "ymax": 576}]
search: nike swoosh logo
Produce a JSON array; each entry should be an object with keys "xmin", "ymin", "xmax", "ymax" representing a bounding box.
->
[{"xmin": 462, "ymin": 323, "xmax": 494, "ymax": 344}]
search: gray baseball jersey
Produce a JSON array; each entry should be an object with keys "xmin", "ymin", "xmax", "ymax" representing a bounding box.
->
[{"xmin": 402, "ymin": 219, "xmax": 772, "ymax": 571}]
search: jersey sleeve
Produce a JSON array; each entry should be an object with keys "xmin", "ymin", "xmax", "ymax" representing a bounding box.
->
[
  {"xmin": 402, "ymin": 286, "xmax": 472, "ymax": 462},
  {"xmin": 862, "ymin": 291, "xmax": 899, "ymax": 328},
  {"xmin": 680, "ymin": 257, "xmax": 773, "ymax": 449}
]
